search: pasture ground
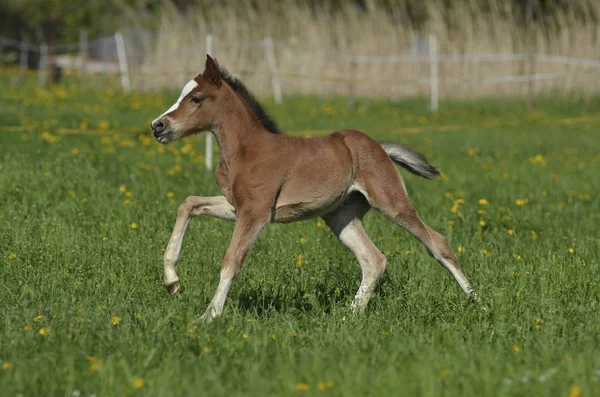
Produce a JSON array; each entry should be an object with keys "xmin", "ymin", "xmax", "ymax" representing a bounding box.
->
[{"xmin": 1, "ymin": 77, "xmax": 599, "ymax": 396}]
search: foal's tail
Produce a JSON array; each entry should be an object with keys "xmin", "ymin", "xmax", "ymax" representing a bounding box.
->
[{"xmin": 380, "ymin": 142, "xmax": 441, "ymax": 179}]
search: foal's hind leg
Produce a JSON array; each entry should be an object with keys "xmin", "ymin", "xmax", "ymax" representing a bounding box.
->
[
  {"xmin": 163, "ymin": 196, "xmax": 235, "ymax": 295},
  {"xmin": 323, "ymin": 194, "xmax": 387, "ymax": 312},
  {"xmin": 357, "ymin": 171, "xmax": 476, "ymax": 298}
]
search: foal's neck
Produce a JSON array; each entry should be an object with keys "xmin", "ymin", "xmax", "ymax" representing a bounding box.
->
[{"xmin": 211, "ymin": 89, "xmax": 271, "ymax": 166}]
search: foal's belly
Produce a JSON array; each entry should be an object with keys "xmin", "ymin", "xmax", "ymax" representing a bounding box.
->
[{"xmin": 272, "ymin": 188, "xmax": 348, "ymax": 223}]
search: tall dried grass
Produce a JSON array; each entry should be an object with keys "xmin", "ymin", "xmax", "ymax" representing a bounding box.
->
[{"xmin": 127, "ymin": 0, "xmax": 600, "ymax": 99}]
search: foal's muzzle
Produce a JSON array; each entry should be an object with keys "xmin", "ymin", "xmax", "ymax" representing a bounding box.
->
[{"xmin": 152, "ymin": 119, "xmax": 166, "ymax": 138}]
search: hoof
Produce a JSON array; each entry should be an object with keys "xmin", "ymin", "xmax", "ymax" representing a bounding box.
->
[
  {"xmin": 165, "ymin": 281, "xmax": 180, "ymax": 296},
  {"xmin": 468, "ymin": 291, "xmax": 480, "ymax": 304}
]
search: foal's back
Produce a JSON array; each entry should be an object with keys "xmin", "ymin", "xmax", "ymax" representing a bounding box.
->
[{"xmin": 268, "ymin": 129, "xmax": 391, "ymax": 223}]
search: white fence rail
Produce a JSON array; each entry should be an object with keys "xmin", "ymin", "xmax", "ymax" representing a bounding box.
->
[{"xmin": 2, "ymin": 31, "xmax": 600, "ymax": 170}]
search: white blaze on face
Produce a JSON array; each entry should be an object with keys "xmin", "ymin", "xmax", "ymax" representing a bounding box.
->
[{"xmin": 157, "ymin": 79, "xmax": 198, "ymax": 119}]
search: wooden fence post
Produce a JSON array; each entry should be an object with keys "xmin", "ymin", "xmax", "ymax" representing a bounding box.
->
[
  {"xmin": 264, "ymin": 37, "xmax": 282, "ymax": 105},
  {"xmin": 205, "ymin": 34, "xmax": 214, "ymax": 172},
  {"xmin": 527, "ymin": 52, "xmax": 536, "ymax": 112},
  {"xmin": 20, "ymin": 39, "xmax": 28, "ymax": 76},
  {"xmin": 429, "ymin": 34, "xmax": 439, "ymax": 112},
  {"xmin": 115, "ymin": 31, "xmax": 131, "ymax": 93},
  {"xmin": 347, "ymin": 60, "xmax": 356, "ymax": 110},
  {"xmin": 38, "ymin": 43, "xmax": 48, "ymax": 85},
  {"xmin": 79, "ymin": 28, "xmax": 88, "ymax": 83}
]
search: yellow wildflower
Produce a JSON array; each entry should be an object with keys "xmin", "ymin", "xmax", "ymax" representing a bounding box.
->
[
  {"xmin": 295, "ymin": 383, "xmax": 309, "ymax": 391},
  {"xmin": 299, "ymin": 237, "xmax": 307, "ymax": 244},
  {"xmin": 167, "ymin": 191, "xmax": 175, "ymax": 198},
  {"xmin": 568, "ymin": 248, "xmax": 574, "ymax": 253},
  {"xmin": 111, "ymin": 316, "xmax": 121, "ymax": 326},
  {"xmin": 71, "ymin": 147, "xmax": 79, "ymax": 155},
  {"xmin": 8, "ymin": 253, "xmax": 16, "ymax": 260},
  {"xmin": 318, "ymin": 381, "xmax": 334, "ymax": 391},
  {"xmin": 479, "ymin": 220, "xmax": 486, "ymax": 227},
  {"xmin": 568, "ymin": 385, "xmax": 582, "ymax": 397},
  {"xmin": 507, "ymin": 229, "xmax": 514, "ymax": 236},
  {"xmin": 2, "ymin": 363, "xmax": 12, "ymax": 371},
  {"xmin": 130, "ymin": 223, "xmax": 137, "ymax": 229},
  {"xmin": 23, "ymin": 325, "xmax": 31, "ymax": 332},
  {"xmin": 39, "ymin": 328, "xmax": 48, "ymax": 335},
  {"xmin": 87, "ymin": 356, "xmax": 101, "ymax": 372},
  {"xmin": 119, "ymin": 185, "xmax": 127, "ymax": 193},
  {"xmin": 478, "ymin": 199, "xmax": 488, "ymax": 205},
  {"xmin": 296, "ymin": 255, "xmax": 304, "ymax": 267},
  {"xmin": 34, "ymin": 315, "xmax": 43, "ymax": 322},
  {"xmin": 242, "ymin": 333, "xmax": 249, "ymax": 339},
  {"xmin": 513, "ymin": 345, "xmax": 520, "ymax": 353},
  {"xmin": 134, "ymin": 313, "xmax": 142, "ymax": 320},
  {"xmin": 133, "ymin": 378, "xmax": 145, "ymax": 389}
]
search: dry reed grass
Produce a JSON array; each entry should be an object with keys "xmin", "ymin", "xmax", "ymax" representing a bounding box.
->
[{"xmin": 127, "ymin": 0, "xmax": 600, "ymax": 99}]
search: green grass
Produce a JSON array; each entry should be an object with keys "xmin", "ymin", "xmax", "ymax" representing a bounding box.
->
[{"xmin": 0, "ymin": 76, "xmax": 599, "ymax": 396}]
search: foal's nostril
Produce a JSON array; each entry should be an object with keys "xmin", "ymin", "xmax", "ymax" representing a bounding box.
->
[{"xmin": 152, "ymin": 120, "xmax": 166, "ymax": 136}]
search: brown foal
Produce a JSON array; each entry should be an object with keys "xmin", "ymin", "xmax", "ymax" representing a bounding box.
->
[{"xmin": 151, "ymin": 55, "xmax": 476, "ymax": 323}]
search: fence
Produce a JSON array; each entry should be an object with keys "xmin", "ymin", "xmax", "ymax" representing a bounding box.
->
[{"xmin": 2, "ymin": 30, "xmax": 600, "ymax": 171}]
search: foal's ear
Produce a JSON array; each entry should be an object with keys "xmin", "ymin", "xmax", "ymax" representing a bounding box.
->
[{"xmin": 203, "ymin": 54, "xmax": 222, "ymax": 88}]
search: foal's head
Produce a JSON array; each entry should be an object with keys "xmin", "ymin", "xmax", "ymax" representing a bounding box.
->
[{"xmin": 151, "ymin": 55, "xmax": 227, "ymax": 144}]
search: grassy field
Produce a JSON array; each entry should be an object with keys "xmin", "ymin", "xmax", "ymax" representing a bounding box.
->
[{"xmin": 1, "ymin": 76, "xmax": 599, "ymax": 396}]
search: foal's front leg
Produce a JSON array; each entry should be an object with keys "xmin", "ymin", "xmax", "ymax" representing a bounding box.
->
[
  {"xmin": 199, "ymin": 208, "xmax": 270, "ymax": 323},
  {"xmin": 163, "ymin": 196, "xmax": 235, "ymax": 295}
]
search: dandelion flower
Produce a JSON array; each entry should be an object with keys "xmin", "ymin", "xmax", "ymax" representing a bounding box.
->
[
  {"xmin": 318, "ymin": 381, "xmax": 334, "ymax": 391},
  {"xmin": 568, "ymin": 248, "xmax": 574, "ymax": 253},
  {"xmin": 479, "ymin": 220, "xmax": 486, "ymax": 227},
  {"xmin": 1, "ymin": 363, "xmax": 12, "ymax": 371},
  {"xmin": 568, "ymin": 385, "xmax": 582, "ymax": 397},
  {"xmin": 119, "ymin": 185, "xmax": 127, "ymax": 193},
  {"xmin": 507, "ymin": 229, "xmax": 514, "ymax": 236},
  {"xmin": 34, "ymin": 315, "xmax": 43, "ymax": 322},
  {"xmin": 242, "ymin": 333, "xmax": 248, "ymax": 339},
  {"xmin": 111, "ymin": 316, "xmax": 121, "ymax": 326},
  {"xmin": 8, "ymin": 253, "xmax": 16, "ymax": 260},
  {"xmin": 513, "ymin": 345, "xmax": 520, "ymax": 353},
  {"xmin": 87, "ymin": 356, "xmax": 101, "ymax": 372},
  {"xmin": 39, "ymin": 328, "xmax": 48, "ymax": 336},
  {"xmin": 134, "ymin": 313, "xmax": 142, "ymax": 320},
  {"xmin": 167, "ymin": 192, "xmax": 175, "ymax": 198},
  {"xmin": 130, "ymin": 223, "xmax": 137, "ymax": 229},
  {"xmin": 295, "ymin": 383, "xmax": 309, "ymax": 391},
  {"xmin": 299, "ymin": 237, "xmax": 307, "ymax": 244},
  {"xmin": 478, "ymin": 199, "xmax": 488, "ymax": 205},
  {"xmin": 133, "ymin": 378, "xmax": 145, "ymax": 389},
  {"xmin": 23, "ymin": 325, "xmax": 30, "ymax": 332}
]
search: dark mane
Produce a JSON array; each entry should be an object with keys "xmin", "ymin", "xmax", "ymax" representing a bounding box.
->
[{"xmin": 218, "ymin": 67, "xmax": 282, "ymax": 134}]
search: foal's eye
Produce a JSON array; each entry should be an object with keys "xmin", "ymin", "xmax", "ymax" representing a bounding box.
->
[{"xmin": 190, "ymin": 96, "xmax": 203, "ymax": 104}]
